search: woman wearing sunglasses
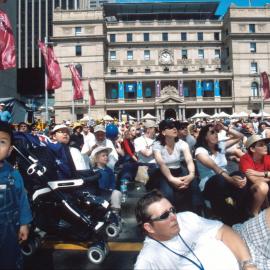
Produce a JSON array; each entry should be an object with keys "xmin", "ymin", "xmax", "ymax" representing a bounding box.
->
[
  {"xmin": 148, "ymin": 119, "xmax": 195, "ymax": 212},
  {"xmin": 195, "ymin": 123, "xmax": 249, "ymax": 225}
]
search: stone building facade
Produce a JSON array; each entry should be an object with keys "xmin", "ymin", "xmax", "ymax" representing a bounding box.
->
[{"xmin": 52, "ymin": 2, "xmax": 270, "ymax": 122}]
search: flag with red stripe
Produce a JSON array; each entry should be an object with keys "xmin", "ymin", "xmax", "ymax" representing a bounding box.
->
[
  {"xmin": 88, "ymin": 79, "xmax": 96, "ymax": 106},
  {"xmin": 69, "ymin": 64, "xmax": 84, "ymax": 100}
]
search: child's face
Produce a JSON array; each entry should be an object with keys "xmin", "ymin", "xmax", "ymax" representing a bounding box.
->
[
  {"xmin": 0, "ymin": 131, "xmax": 12, "ymax": 163},
  {"xmin": 96, "ymin": 151, "xmax": 109, "ymax": 166}
]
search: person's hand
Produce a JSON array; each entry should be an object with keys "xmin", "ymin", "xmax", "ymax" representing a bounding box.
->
[
  {"xmin": 177, "ymin": 175, "xmax": 193, "ymax": 189},
  {"xmin": 230, "ymin": 175, "xmax": 247, "ymax": 188},
  {"xmin": 245, "ymin": 169, "xmax": 261, "ymax": 177},
  {"xmin": 18, "ymin": 224, "xmax": 30, "ymax": 243}
]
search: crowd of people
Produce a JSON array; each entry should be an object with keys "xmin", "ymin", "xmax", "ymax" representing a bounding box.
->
[{"xmin": 1, "ymin": 115, "xmax": 270, "ymax": 269}]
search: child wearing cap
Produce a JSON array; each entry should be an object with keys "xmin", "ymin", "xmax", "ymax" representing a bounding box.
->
[
  {"xmin": 91, "ymin": 146, "xmax": 122, "ymax": 215},
  {"xmin": 0, "ymin": 121, "xmax": 32, "ymax": 269}
]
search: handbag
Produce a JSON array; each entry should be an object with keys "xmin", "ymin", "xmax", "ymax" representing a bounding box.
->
[{"xmin": 135, "ymin": 165, "xmax": 149, "ymax": 184}]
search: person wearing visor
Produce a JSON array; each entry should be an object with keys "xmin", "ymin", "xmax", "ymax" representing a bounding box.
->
[
  {"xmin": 134, "ymin": 190, "xmax": 270, "ymax": 270},
  {"xmin": 240, "ymin": 135, "xmax": 270, "ymax": 216},
  {"xmin": 149, "ymin": 119, "xmax": 195, "ymax": 212}
]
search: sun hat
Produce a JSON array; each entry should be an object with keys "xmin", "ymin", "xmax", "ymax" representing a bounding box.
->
[
  {"xmin": 52, "ymin": 124, "xmax": 69, "ymax": 133},
  {"xmin": 143, "ymin": 120, "xmax": 158, "ymax": 129},
  {"xmin": 90, "ymin": 146, "xmax": 112, "ymax": 164},
  {"xmin": 94, "ymin": 124, "xmax": 106, "ymax": 133},
  {"xmin": 245, "ymin": 134, "xmax": 270, "ymax": 149}
]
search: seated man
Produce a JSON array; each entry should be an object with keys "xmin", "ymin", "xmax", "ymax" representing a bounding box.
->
[
  {"xmin": 135, "ymin": 190, "xmax": 270, "ymax": 270},
  {"xmin": 239, "ymin": 134, "xmax": 270, "ymax": 216}
]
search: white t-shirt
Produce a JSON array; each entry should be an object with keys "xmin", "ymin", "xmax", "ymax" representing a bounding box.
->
[
  {"xmin": 195, "ymin": 141, "xmax": 227, "ymax": 191},
  {"xmin": 153, "ymin": 140, "xmax": 189, "ymax": 169},
  {"xmin": 135, "ymin": 212, "xmax": 239, "ymax": 270},
  {"xmin": 69, "ymin": 147, "xmax": 90, "ymax": 170},
  {"xmin": 134, "ymin": 135, "xmax": 156, "ymax": 164}
]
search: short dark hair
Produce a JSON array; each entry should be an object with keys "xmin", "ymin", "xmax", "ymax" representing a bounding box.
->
[
  {"xmin": 0, "ymin": 121, "xmax": 14, "ymax": 144},
  {"xmin": 135, "ymin": 189, "xmax": 164, "ymax": 231}
]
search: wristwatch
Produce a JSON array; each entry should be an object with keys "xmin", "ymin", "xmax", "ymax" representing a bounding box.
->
[{"xmin": 240, "ymin": 259, "xmax": 257, "ymax": 269}]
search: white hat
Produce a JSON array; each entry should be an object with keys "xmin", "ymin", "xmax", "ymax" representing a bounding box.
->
[
  {"xmin": 94, "ymin": 124, "xmax": 106, "ymax": 133},
  {"xmin": 52, "ymin": 124, "xmax": 69, "ymax": 133},
  {"xmin": 90, "ymin": 146, "xmax": 112, "ymax": 164},
  {"xmin": 144, "ymin": 120, "xmax": 157, "ymax": 129},
  {"xmin": 0, "ymin": 103, "xmax": 5, "ymax": 106}
]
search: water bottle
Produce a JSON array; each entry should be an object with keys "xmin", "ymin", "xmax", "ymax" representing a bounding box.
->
[{"xmin": 120, "ymin": 179, "xmax": 128, "ymax": 203}]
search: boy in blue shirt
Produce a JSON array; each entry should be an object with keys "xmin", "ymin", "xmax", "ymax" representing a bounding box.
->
[
  {"xmin": 91, "ymin": 146, "xmax": 122, "ymax": 214},
  {"xmin": 0, "ymin": 121, "xmax": 32, "ymax": 269}
]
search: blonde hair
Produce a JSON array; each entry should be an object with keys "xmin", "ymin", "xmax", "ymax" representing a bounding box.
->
[{"xmin": 91, "ymin": 149, "xmax": 110, "ymax": 167}]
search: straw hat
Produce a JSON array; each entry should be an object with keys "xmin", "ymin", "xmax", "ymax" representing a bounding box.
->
[{"xmin": 245, "ymin": 134, "xmax": 270, "ymax": 149}]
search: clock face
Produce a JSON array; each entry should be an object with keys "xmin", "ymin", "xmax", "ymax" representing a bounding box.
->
[{"xmin": 160, "ymin": 51, "xmax": 172, "ymax": 64}]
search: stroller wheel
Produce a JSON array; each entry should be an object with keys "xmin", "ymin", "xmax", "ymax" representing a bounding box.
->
[
  {"xmin": 21, "ymin": 239, "xmax": 37, "ymax": 257},
  {"xmin": 87, "ymin": 245, "xmax": 106, "ymax": 264},
  {"xmin": 105, "ymin": 223, "xmax": 121, "ymax": 239}
]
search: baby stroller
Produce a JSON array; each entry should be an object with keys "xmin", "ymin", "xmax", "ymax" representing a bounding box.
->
[{"xmin": 12, "ymin": 132, "xmax": 122, "ymax": 264}]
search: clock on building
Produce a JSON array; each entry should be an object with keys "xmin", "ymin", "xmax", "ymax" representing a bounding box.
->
[{"xmin": 159, "ymin": 50, "xmax": 173, "ymax": 65}]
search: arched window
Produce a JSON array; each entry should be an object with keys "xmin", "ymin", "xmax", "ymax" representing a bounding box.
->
[{"xmin": 251, "ymin": 82, "xmax": 259, "ymax": 97}]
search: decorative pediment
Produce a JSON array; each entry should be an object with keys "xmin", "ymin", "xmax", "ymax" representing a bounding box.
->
[
  {"xmin": 158, "ymin": 95, "xmax": 184, "ymax": 104},
  {"xmin": 161, "ymin": 85, "xmax": 178, "ymax": 97}
]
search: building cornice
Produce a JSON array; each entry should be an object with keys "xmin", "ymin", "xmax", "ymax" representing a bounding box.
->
[{"xmin": 53, "ymin": 20, "xmax": 104, "ymax": 25}]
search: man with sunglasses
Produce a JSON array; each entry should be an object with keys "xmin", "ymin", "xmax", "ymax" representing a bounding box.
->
[{"xmin": 134, "ymin": 190, "xmax": 270, "ymax": 270}]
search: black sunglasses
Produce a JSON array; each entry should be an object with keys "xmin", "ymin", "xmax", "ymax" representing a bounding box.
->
[{"xmin": 149, "ymin": 207, "xmax": 177, "ymax": 222}]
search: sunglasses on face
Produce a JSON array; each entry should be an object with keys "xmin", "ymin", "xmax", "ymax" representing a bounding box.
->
[{"xmin": 149, "ymin": 207, "xmax": 177, "ymax": 222}]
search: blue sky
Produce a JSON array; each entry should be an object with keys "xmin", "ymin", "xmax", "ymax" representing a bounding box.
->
[{"xmin": 116, "ymin": 0, "xmax": 270, "ymax": 16}]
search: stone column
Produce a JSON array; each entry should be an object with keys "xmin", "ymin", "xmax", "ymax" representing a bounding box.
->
[
  {"xmin": 137, "ymin": 110, "xmax": 140, "ymax": 121},
  {"xmin": 178, "ymin": 107, "xmax": 182, "ymax": 120},
  {"xmin": 182, "ymin": 109, "xmax": 186, "ymax": 121}
]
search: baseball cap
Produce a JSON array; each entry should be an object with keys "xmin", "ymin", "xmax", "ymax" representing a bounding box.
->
[
  {"xmin": 144, "ymin": 120, "xmax": 157, "ymax": 129},
  {"xmin": 94, "ymin": 124, "xmax": 106, "ymax": 133},
  {"xmin": 52, "ymin": 124, "xmax": 69, "ymax": 133},
  {"xmin": 245, "ymin": 134, "xmax": 270, "ymax": 149}
]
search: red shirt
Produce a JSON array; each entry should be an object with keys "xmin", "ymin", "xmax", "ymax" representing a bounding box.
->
[{"xmin": 239, "ymin": 153, "xmax": 270, "ymax": 173}]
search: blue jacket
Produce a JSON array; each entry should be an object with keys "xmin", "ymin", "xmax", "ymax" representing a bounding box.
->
[
  {"xmin": 0, "ymin": 110, "xmax": 12, "ymax": 123},
  {"xmin": 0, "ymin": 161, "xmax": 32, "ymax": 225},
  {"xmin": 94, "ymin": 166, "xmax": 115, "ymax": 190}
]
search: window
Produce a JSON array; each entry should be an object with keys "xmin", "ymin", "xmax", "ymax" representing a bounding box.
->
[
  {"xmin": 144, "ymin": 33, "xmax": 149, "ymax": 42},
  {"xmin": 75, "ymin": 45, "xmax": 82, "ymax": 56},
  {"xmin": 144, "ymin": 50, "xmax": 150, "ymax": 60},
  {"xmin": 250, "ymin": 42, "xmax": 256, "ymax": 53},
  {"xmin": 75, "ymin": 27, "xmax": 82, "ymax": 36},
  {"xmin": 249, "ymin": 24, "xmax": 255, "ymax": 33},
  {"xmin": 163, "ymin": 67, "xmax": 169, "ymax": 73},
  {"xmin": 75, "ymin": 64, "xmax": 82, "ymax": 77},
  {"xmin": 215, "ymin": 49, "xmax": 220, "ymax": 59},
  {"xmin": 181, "ymin": 32, "xmax": 187, "ymax": 41},
  {"xmin": 250, "ymin": 62, "xmax": 258, "ymax": 74},
  {"xmin": 225, "ymin": 29, "xmax": 229, "ymax": 36},
  {"xmin": 128, "ymin": 68, "xmax": 133, "ymax": 74},
  {"xmin": 251, "ymin": 82, "xmax": 259, "ymax": 97},
  {"xmin": 162, "ymin": 32, "xmax": 168, "ymax": 41},
  {"xmin": 127, "ymin": 33, "xmax": 133, "ymax": 42},
  {"xmin": 110, "ymin": 51, "xmax": 116, "ymax": 60},
  {"xmin": 198, "ymin": 49, "xmax": 204, "ymax": 59},
  {"xmin": 226, "ymin": 47, "xmax": 230, "ymax": 57},
  {"xmin": 182, "ymin": 49, "xmax": 188, "ymax": 59},
  {"xmin": 110, "ymin": 34, "xmax": 116, "ymax": 42},
  {"xmin": 197, "ymin": 32, "xmax": 203, "ymax": 41},
  {"xmin": 145, "ymin": 68, "xmax": 151, "ymax": 74},
  {"xmin": 110, "ymin": 69, "xmax": 116, "ymax": 75},
  {"xmin": 127, "ymin": 50, "xmax": 133, "ymax": 60},
  {"xmin": 214, "ymin": 32, "xmax": 220, "ymax": 41}
]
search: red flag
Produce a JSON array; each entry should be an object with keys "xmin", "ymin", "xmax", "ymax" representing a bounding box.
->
[
  {"xmin": 38, "ymin": 40, "xmax": 62, "ymax": 90},
  {"xmin": 68, "ymin": 64, "xmax": 84, "ymax": 100},
  {"xmin": 0, "ymin": 10, "xmax": 16, "ymax": 70},
  {"xmin": 261, "ymin": 72, "xmax": 270, "ymax": 100},
  {"xmin": 88, "ymin": 80, "xmax": 96, "ymax": 106}
]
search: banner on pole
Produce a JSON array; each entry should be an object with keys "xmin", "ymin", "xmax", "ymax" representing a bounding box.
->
[
  {"xmin": 69, "ymin": 64, "xmax": 84, "ymax": 100},
  {"xmin": 38, "ymin": 40, "xmax": 62, "ymax": 90},
  {"xmin": 0, "ymin": 10, "xmax": 16, "ymax": 70},
  {"xmin": 261, "ymin": 71, "xmax": 270, "ymax": 100},
  {"xmin": 88, "ymin": 80, "xmax": 96, "ymax": 106}
]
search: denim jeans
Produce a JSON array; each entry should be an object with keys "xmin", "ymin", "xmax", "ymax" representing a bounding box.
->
[{"xmin": 0, "ymin": 178, "xmax": 23, "ymax": 270}]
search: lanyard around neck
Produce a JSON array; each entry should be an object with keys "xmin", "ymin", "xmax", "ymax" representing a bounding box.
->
[{"xmin": 149, "ymin": 233, "xmax": 205, "ymax": 270}]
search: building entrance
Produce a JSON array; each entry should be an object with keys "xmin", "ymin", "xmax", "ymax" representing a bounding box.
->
[{"xmin": 164, "ymin": 108, "xmax": 176, "ymax": 120}]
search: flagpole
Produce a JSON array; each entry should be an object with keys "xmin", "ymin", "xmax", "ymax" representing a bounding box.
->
[
  {"xmin": 88, "ymin": 79, "xmax": 91, "ymax": 121},
  {"xmin": 44, "ymin": 37, "xmax": 49, "ymax": 123},
  {"xmin": 65, "ymin": 64, "xmax": 75, "ymax": 122}
]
